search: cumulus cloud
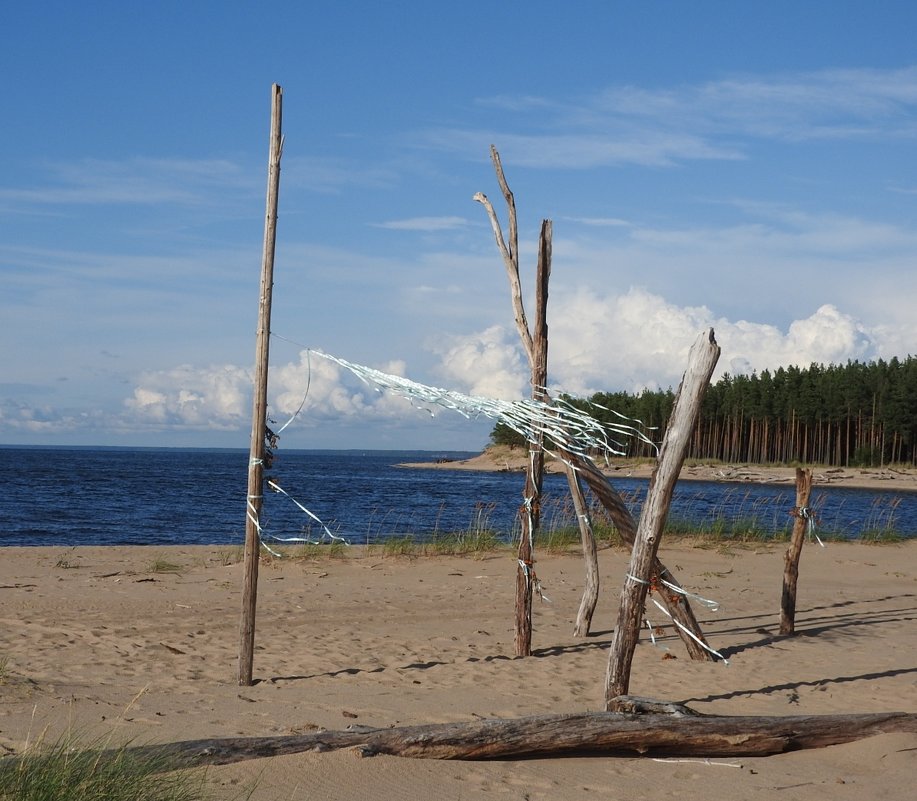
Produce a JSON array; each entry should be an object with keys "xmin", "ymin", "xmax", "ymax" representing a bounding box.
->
[
  {"xmin": 124, "ymin": 364, "xmax": 251, "ymax": 429},
  {"xmin": 548, "ymin": 288, "xmax": 884, "ymax": 394},
  {"xmin": 426, "ymin": 289, "xmax": 900, "ymax": 403},
  {"xmin": 430, "ymin": 326, "xmax": 528, "ymax": 399},
  {"xmin": 101, "ymin": 291, "xmax": 907, "ymax": 441}
]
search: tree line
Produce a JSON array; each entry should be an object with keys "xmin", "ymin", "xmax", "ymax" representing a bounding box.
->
[{"xmin": 490, "ymin": 356, "xmax": 917, "ymax": 467}]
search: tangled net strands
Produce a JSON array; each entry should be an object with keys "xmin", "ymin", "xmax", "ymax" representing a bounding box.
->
[{"xmin": 304, "ymin": 348, "xmax": 658, "ymax": 464}]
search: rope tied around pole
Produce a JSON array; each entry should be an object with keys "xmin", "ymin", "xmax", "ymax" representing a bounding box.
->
[{"xmin": 790, "ymin": 505, "xmax": 825, "ymax": 547}]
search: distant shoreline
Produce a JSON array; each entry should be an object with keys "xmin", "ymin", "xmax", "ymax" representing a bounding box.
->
[{"xmin": 400, "ymin": 445, "xmax": 917, "ymax": 493}]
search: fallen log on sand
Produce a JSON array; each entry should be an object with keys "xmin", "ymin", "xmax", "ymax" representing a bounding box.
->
[{"xmin": 117, "ymin": 698, "xmax": 917, "ymax": 769}]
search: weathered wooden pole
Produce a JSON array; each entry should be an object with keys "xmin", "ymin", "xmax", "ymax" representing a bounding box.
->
[
  {"xmin": 238, "ymin": 83, "xmax": 283, "ymax": 687},
  {"xmin": 779, "ymin": 468, "xmax": 815, "ymax": 635},
  {"xmin": 474, "ymin": 147, "xmax": 551, "ymax": 657},
  {"xmin": 605, "ymin": 329, "xmax": 720, "ymax": 705},
  {"xmin": 515, "ymin": 219, "xmax": 550, "ymax": 656}
]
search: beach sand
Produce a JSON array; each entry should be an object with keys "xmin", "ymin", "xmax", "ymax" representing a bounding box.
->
[
  {"xmin": 1, "ymin": 540, "xmax": 915, "ymax": 799},
  {"xmin": 404, "ymin": 446, "xmax": 917, "ymax": 492}
]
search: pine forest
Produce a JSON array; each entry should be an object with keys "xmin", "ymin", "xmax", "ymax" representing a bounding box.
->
[{"xmin": 490, "ymin": 357, "xmax": 917, "ymax": 467}]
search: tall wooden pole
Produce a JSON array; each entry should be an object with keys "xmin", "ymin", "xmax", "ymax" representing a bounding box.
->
[
  {"xmin": 238, "ymin": 83, "xmax": 283, "ymax": 687},
  {"xmin": 514, "ymin": 219, "xmax": 551, "ymax": 656},
  {"xmin": 604, "ymin": 329, "xmax": 720, "ymax": 705}
]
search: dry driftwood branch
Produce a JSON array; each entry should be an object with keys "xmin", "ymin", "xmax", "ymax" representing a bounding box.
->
[
  {"xmin": 472, "ymin": 145, "xmax": 534, "ymax": 365},
  {"xmin": 562, "ymin": 449, "xmax": 715, "ymax": 661},
  {"xmin": 117, "ymin": 701, "xmax": 917, "ymax": 769}
]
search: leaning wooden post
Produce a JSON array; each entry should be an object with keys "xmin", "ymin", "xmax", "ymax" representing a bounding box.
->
[
  {"xmin": 779, "ymin": 467, "xmax": 814, "ymax": 635},
  {"xmin": 238, "ymin": 83, "xmax": 283, "ymax": 687},
  {"xmin": 563, "ymin": 448, "xmax": 715, "ymax": 660},
  {"xmin": 605, "ymin": 329, "xmax": 720, "ymax": 705},
  {"xmin": 569, "ymin": 465, "xmax": 599, "ymax": 637}
]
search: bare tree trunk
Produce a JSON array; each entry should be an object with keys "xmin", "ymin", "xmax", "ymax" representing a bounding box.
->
[
  {"xmin": 475, "ymin": 150, "xmax": 551, "ymax": 657},
  {"xmin": 120, "ymin": 706, "xmax": 917, "ymax": 768},
  {"xmin": 605, "ymin": 330, "xmax": 721, "ymax": 705},
  {"xmin": 780, "ymin": 468, "xmax": 815, "ymax": 635}
]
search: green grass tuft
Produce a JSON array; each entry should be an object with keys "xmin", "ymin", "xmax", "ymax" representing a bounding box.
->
[
  {"xmin": 147, "ymin": 558, "xmax": 185, "ymax": 575},
  {"xmin": 0, "ymin": 735, "xmax": 210, "ymax": 801}
]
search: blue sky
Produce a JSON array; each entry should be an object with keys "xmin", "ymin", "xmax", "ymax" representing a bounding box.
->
[{"xmin": 2, "ymin": 1, "xmax": 916, "ymax": 451}]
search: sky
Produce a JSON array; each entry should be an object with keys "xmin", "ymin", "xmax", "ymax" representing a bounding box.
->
[{"xmin": 2, "ymin": 1, "xmax": 916, "ymax": 452}]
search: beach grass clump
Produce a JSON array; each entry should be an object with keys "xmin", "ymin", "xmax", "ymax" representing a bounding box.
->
[
  {"xmin": 147, "ymin": 558, "xmax": 184, "ymax": 576},
  {"xmin": 292, "ymin": 540, "xmax": 348, "ymax": 559},
  {"xmin": 54, "ymin": 549, "xmax": 80, "ymax": 570},
  {"xmin": 0, "ymin": 735, "xmax": 208, "ymax": 801},
  {"xmin": 381, "ymin": 535, "xmax": 417, "ymax": 557},
  {"xmin": 859, "ymin": 528, "xmax": 905, "ymax": 544},
  {"xmin": 215, "ymin": 547, "xmax": 244, "ymax": 566},
  {"xmin": 535, "ymin": 526, "xmax": 582, "ymax": 553},
  {"xmin": 425, "ymin": 530, "xmax": 501, "ymax": 556}
]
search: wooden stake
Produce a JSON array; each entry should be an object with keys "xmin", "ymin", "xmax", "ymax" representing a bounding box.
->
[
  {"xmin": 780, "ymin": 468, "xmax": 814, "ymax": 635},
  {"xmin": 238, "ymin": 83, "xmax": 283, "ymax": 687},
  {"xmin": 604, "ymin": 329, "xmax": 720, "ymax": 705}
]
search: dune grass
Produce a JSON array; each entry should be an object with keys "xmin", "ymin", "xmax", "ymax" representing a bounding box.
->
[{"xmin": 0, "ymin": 734, "xmax": 211, "ymax": 801}]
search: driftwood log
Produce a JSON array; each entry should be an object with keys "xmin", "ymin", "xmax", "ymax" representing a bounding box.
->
[{"xmin": 113, "ymin": 698, "xmax": 917, "ymax": 769}]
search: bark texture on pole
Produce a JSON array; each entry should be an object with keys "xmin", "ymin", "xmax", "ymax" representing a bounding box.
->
[
  {"xmin": 569, "ymin": 465, "xmax": 599, "ymax": 637},
  {"xmin": 121, "ymin": 706, "xmax": 917, "ymax": 767},
  {"xmin": 514, "ymin": 220, "xmax": 550, "ymax": 656},
  {"xmin": 604, "ymin": 329, "xmax": 721, "ymax": 705},
  {"xmin": 474, "ymin": 148, "xmax": 551, "ymax": 657},
  {"xmin": 780, "ymin": 468, "xmax": 815, "ymax": 635},
  {"xmin": 238, "ymin": 83, "xmax": 283, "ymax": 687}
]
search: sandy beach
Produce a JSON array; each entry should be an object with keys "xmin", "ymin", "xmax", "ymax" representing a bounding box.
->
[
  {"xmin": 1, "ymin": 539, "xmax": 915, "ymax": 799},
  {"xmin": 404, "ymin": 446, "xmax": 917, "ymax": 493}
]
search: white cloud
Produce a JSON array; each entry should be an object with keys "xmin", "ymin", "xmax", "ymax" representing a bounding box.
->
[
  {"xmin": 548, "ymin": 288, "xmax": 889, "ymax": 394},
  {"xmin": 124, "ymin": 364, "xmax": 251, "ymax": 429},
  {"xmin": 428, "ymin": 66, "xmax": 917, "ymax": 169},
  {"xmin": 430, "ymin": 326, "xmax": 528, "ymax": 400}
]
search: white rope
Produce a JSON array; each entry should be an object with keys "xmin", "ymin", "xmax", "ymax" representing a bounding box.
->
[
  {"xmin": 266, "ymin": 478, "xmax": 349, "ymax": 546},
  {"xmin": 246, "ymin": 499, "xmax": 282, "ymax": 557},
  {"xmin": 627, "ymin": 573, "xmax": 728, "ymax": 664},
  {"xmin": 797, "ymin": 506, "xmax": 825, "ymax": 547}
]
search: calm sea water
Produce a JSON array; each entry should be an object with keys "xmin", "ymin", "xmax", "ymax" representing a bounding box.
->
[{"xmin": 1, "ymin": 446, "xmax": 914, "ymax": 547}]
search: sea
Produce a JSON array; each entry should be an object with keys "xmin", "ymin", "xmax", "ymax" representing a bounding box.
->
[{"xmin": 1, "ymin": 446, "xmax": 915, "ymax": 548}]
